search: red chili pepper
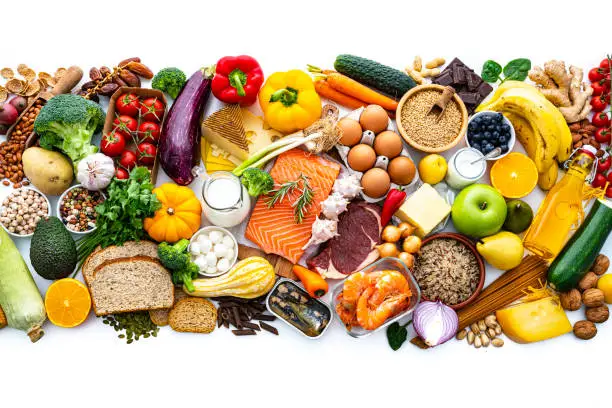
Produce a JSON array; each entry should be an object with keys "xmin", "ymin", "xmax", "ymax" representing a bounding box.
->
[
  {"xmin": 210, "ymin": 55, "xmax": 264, "ymax": 106},
  {"xmin": 380, "ymin": 187, "xmax": 406, "ymax": 226}
]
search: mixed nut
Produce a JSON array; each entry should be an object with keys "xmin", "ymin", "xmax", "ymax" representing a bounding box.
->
[
  {"xmin": 0, "ymin": 188, "xmax": 49, "ymax": 235},
  {"xmin": 59, "ymin": 187, "xmax": 105, "ymax": 232},
  {"xmin": 78, "ymin": 58, "xmax": 154, "ymax": 102},
  {"xmin": 456, "ymin": 314, "xmax": 505, "ymax": 349}
]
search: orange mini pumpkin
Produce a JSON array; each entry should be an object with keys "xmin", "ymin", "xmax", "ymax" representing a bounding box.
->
[{"xmin": 144, "ymin": 183, "xmax": 202, "ymax": 243}]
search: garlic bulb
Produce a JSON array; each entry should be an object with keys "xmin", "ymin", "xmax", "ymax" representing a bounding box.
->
[
  {"xmin": 76, "ymin": 153, "xmax": 115, "ymax": 191},
  {"xmin": 302, "ymin": 218, "xmax": 338, "ymax": 249},
  {"xmin": 333, "ymin": 174, "xmax": 362, "ymax": 199},
  {"xmin": 321, "ymin": 192, "xmax": 349, "ymax": 221}
]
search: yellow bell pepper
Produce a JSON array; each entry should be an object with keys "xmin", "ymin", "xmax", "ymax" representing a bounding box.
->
[
  {"xmin": 259, "ymin": 70, "xmax": 322, "ymax": 134},
  {"xmin": 496, "ymin": 297, "xmax": 572, "ymax": 344}
]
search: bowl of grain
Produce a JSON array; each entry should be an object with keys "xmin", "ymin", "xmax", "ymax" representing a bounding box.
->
[
  {"xmin": 396, "ymin": 84, "xmax": 468, "ymax": 153},
  {"xmin": 412, "ymin": 232, "xmax": 485, "ymax": 310},
  {"xmin": 0, "ymin": 187, "xmax": 52, "ymax": 238}
]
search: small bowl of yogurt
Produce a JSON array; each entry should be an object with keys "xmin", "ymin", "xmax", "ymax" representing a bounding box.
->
[{"xmin": 189, "ymin": 226, "xmax": 238, "ymax": 277}]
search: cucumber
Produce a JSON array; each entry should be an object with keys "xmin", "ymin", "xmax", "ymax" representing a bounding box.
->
[
  {"xmin": 334, "ymin": 54, "xmax": 416, "ymax": 99},
  {"xmin": 548, "ymin": 199, "xmax": 612, "ymax": 292}
]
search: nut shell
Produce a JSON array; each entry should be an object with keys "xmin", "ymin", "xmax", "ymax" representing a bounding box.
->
[
  {"xmin": 586, "ymin": 305, "xmax": 609, "ymax": 323},
  {"xmin": 560, "ymin": 289, "xmax": 582, "ymax": 311},
  {"xmin": 573, "ymin": 320, "xmax": 597, "ymax": 340},
  {"xmin": 578, "ymin": 272, "xmax": 599, "ymax": 291},
  {"xmin": 592, "ymin": 254, "xmax": 610, "ymax": 276},
  {"xmin": 583, "ymin": 288, "xmax": 605, "ymax": 308}
]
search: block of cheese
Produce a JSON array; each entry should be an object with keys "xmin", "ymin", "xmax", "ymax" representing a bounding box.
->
[
  {"xmin": 394, "ymin": 183, "xmax": 451, "ymax": 237},
  {"xmin": 200, "ymin": 138, "xmax": 237, "ymax": 173}
]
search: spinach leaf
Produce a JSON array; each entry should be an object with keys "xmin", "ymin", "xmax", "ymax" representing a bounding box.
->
[
  {"xmin": 387, "ymin": 320, "xmax": 411, "ymax": 351},
  {"xmin": 503, "ymin": 58, "xmax": 532, "ymax": 82},
  {"xmin": 481, "ymin": 60, "xmax": 502, "ymax": 83}
]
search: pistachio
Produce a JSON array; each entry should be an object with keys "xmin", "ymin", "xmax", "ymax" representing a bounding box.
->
[
  {"xmin": 487, "ymin": 328, "xmax": 496, "ymax": 338},
  {"xmin": 477, "ymin": 320, "xmax": 487, "ymax": 332},
  {"xmin": 456, "ymin": 329, "xmax": 468, "ymax": 340},
  {"xmin": 494, "ymin": 325, "xmax": 502, "ymax": 335},
  {"xmin": 467, "ymin": 331, "xmax": 475, "ymax": 345},
  {"xmin": 484, "ymin": 315, "xmax": 497, "ymax": 329},
  {"xmin": 480, "ymin": 333, "xmax": 490, "ymax": 347},
  {"xmin": 491, "ymin": 338, "xmax": 504, "ymax": 347},
  {"xmin": 474, "ymin": 334, "xmax": 482, "ymax": 348},
  {"xmin": 470, "ymin": 322, "xmax": 481, "ymax": 335}
]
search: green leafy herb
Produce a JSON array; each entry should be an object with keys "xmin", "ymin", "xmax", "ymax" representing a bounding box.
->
[
  {"xmin": 481, "ymin": 58, "xmax": 531, "ymax": 83},
  {"xmin": 265, "ymin": 174, "xmax": 314, "ymax": 223},
  {"xmin": 387, "ymin": 320, "xmax": 412, "ymax": 351}
]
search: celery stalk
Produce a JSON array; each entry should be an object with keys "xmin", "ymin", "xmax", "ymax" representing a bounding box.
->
[{"xmin": 232, "ymin": 136, "xmax": 304, "ymax": 176}]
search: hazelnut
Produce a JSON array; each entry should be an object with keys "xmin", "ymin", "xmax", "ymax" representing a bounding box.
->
[
  {"xmin": 573, "ymin": 320, "xmax": 597, "ymax": 340},
  {"xmin": 560, "ymin": 289, "xmax": 582, "ymax": 311},
  {"xmin": 586, "ymin": 305, "xmax": 609, "ymax": 323},
  {"xmin": 592, "ymin": 254, "xmax": 610, "ymax": 276},
  {"xmin": 578, "ymin": 272, "xmax": 599, "ymax": 291},
  {"xmin": 583, "ymin": 288, "xmax": 605, "ymax": 307}
]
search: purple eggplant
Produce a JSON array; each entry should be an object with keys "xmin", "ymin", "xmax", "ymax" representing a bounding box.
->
[{"xmin": 159, "ymin": 69, "xmax": 211, "ymax": 185}]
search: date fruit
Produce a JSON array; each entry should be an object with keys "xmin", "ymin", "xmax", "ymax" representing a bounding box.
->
[{"xmin": 119, "ymin": 69, "xmax": 141, "ymax": 87}]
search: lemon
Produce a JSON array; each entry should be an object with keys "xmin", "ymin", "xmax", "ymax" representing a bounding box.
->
[
  {"xmin": 597, "ymin": 274, "xmax": 612, "ymax": 304},
  {"xmin": 418, "ymin": 154, "xmax": 447, "ymax": 185}
]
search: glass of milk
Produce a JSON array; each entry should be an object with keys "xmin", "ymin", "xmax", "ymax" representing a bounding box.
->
[
  {"xmin": 445, "ymin": 148, "xmax": 486, "ymax": 190},
  {"xmin": 201, "ymin": 171, "xmax": 251, "ymax": 228}
]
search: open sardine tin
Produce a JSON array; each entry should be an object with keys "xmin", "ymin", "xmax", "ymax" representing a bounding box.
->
[
  {"xmin": 266, "ymin": 279, "xmax": 333, "ymax": 339},
  {"xmin": 331, "ymin": 257, "xmax": 421, "ymax": 338}
]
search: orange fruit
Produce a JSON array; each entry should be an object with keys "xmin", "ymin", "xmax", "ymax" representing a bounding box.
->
[
  {"xmin": 44, "ymin": 278, "xmax": 91, "ymax": 328},
  {"xmin": 490, "ymin": 152, "xmax": 538, "ymax": 198}
]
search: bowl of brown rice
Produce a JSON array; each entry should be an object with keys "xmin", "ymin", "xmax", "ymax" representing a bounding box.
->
[
  {"xmin": 395, "ymin": 84, "xmax": 468, "ymax": 153},
  {"xmin": 412, "ymin": 232, "xmax": 485, "ymax": 310}
]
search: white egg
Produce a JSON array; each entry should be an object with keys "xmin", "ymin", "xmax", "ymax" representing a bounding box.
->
[
  {"xmin": 190, "ymin": 242, "xmax": 202, "ymax": 255},
  {"xmin": 217, "ymin": 258, "xmax": 230, "ymax": 272},
  {"xmin": 222, "ymin": 235, "xmax": 234, "ymax": 248},
  {"xmin": 205, "ymin": 252, "xmax": 218, "ymax": 266},
  {"xmin": 225, "ymin": 248, "xmax": 235, "ymax": 261},
  {"xmin": 206, "ymin": 266, "xmax": 218, "ymax": 275},
  {"xmin": 209, "ymin": 230, "xmax": 223, "ymax": 244},
  {"xmin": 197, "ymin": 233, "xmax": 209, "ymax": 244},
  {"xmin": 193, "ymin": 255, "xmax": 207, "ymax": 271},
  {"xmin": 213, "ymin": 243, "xmax": 228, "ymax": 258}
]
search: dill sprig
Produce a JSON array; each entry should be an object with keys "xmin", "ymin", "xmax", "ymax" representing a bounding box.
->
[{"xmin": 265, "ymin": 174, "xmax": 314, "ymax": 223}]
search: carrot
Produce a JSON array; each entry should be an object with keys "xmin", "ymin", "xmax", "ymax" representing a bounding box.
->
[
  {"xmin": 292, "ymin": 265, "xmax": 329, "ymax": 298},
  {"xmin": 314, "ymin": 79, "xmax": 367, "ymax": 110}
]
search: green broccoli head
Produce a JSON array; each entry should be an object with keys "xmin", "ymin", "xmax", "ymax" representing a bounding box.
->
[
  {"xmin": 34, "ymin": 94, "xmax": 104, "ymax": 167},
  {"xmin": 157, "ymin": 239, "xmax": 191, "ymax": 270},
  {"xmin": 152, "ymin": 67, "xmax": 187, "ymax": 99},
  {"xmin": 241, "ymin": 168, "xmax": 274, "ymax": 197},
  {"xmin": 173, "ymin": 262, "xmax": 200, "ymax": 292}
]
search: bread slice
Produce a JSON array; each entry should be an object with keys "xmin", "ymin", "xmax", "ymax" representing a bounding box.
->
[
  {"xmin": 169, "ymin": 298, "xmax": 217, "ymax": 334},
  {"xmin": 149, "ymin": 289, "xmax": 189, "ymax": 326},
  {"xmin": 90, "ymin": 256, "xmax": 174, "ymax": 316},
  {"xmin": 82, "ymin": 241, "xmax": 158, "ymax": 285}
]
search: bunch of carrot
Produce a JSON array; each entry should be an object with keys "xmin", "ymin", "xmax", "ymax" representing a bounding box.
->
[{"xmin": 307, "ymin": 65, "xmax": 398, "ymax": 112}]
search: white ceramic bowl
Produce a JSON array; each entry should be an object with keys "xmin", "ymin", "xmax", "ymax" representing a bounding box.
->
[
  {"xmin": 57, "ymin": 184, "xmax": 106, "ymax": 235},
  {"xmin": 466, "ymin": 111, "xmax": 516, "ymax": 161},
  {"xmin": 0, "ymin": 187, "xmax": 51, "ymax": 238},
  {"xmin": 189, "ymin": 226, "xmax": 238, "ymax": 277}
]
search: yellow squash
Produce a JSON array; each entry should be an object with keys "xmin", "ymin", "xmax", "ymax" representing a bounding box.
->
[
  {"xmin": 258, "ymin": 69, "xmax": 322, "ymax": 134},
  {"xmin": 189, "ymin": 257, "xmax": 276, "ymax": 299},
  {"xmin": 496, "ymin": 296, "xmax": 572, "ymax": 343},
  {"xmin": 144, "ymin": 183, "xmax": 202, "ymax": 243}
]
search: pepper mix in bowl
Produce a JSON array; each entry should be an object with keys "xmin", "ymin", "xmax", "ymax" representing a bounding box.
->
[{"xmin": 59, "ymin": 186, "xmax": 105, "ymax": 232}]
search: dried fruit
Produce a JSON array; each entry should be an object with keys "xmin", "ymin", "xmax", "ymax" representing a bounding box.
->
[
  {"xmin": 99, "ymin": 83, "xmax": 119, "ymax": 96},
  {"xmin": 560, "ymin": 289, "xmax": 582, "ymax": 311},
  {"xmin": 586, "ymin": 305, "xmax": 609, "ymax": 323},
  {"xmin": 573, "ymin": 320, "xmax": 597, "ymax": 340},
  {"xmin": 124, "ymin": 61, "xmax": 154, "ymax": 79},
  {"xmin": 1, "ymin": 68, "xmax": 14, "ymax": 79},
  {"xmin": 583, "ymin": 288, "xmax": 605, "ymax": 307},
  {"xmin": 118, "ymin": 57, "xmax": 141, "ymax": 67},
  {"xmin": 592, "ymin": 254, "xmax": 610, "ymax": 276},
  {"xmin": 89, "ymin": 67, "xmax": 102, "ymax": 81},
  {"xmin": 119, "ymin": 69, "xmax": 140, "ymax": 87}
]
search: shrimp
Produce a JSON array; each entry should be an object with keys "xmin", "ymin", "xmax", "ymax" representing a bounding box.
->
[
  {"xmin": 341, "ymin": 271, "xmax": 382, "ymax": 310},
  {"xmin": 356, "ymin": 286, "xmax": 411, "ymax": 330},
  {"xmin": 335, "ymin": 293, "xmax": 357, "ymax": 329},
  {"xmin": 368, "ymin": 271, "xmax": 412, "ymax": 307}
]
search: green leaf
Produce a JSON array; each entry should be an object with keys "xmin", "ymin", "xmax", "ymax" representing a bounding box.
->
[
  {"xmin": 387, "ymin": 322, "xmax": 408, "ymax": 351},
  {"xmin": 481, "ymin": 60, "xmax": 502, "ymax": 83},
  {"xmin": 503, "ymin": 58, "xmax": 531, "ymax": 82}
]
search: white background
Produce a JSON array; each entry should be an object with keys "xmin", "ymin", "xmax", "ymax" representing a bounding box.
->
[{"xmin": 1, "ymin": 0, "xmax": 611, "ymax": 407}]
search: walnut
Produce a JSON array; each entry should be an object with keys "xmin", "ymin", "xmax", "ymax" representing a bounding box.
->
[
  {"xmin": 592, "ymin": 254, "xmax": 610, "ymax": 276},
  {"xmin": 559, "ymin": 289, "xmax": 582, "ymax": 311},
  {"xmin": 573, "ymin": 320, "xmax": 597, "ymax": 340},
  {"xmin": 582, "ymin": 288, "xmax": 605, "ymax": 307},
  {"xmin": 586, "ymin": 305, "xmax": 609, "ymax": 323},
  {"xmin": 578, "ymin": 272, "xmax": 599, "ymax": 291}
]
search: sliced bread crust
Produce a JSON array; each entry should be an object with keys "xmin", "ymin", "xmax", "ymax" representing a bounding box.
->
[
  {"xmin": 82, "ymin": 241, "xmax": 159, "ymax": 285},
  {"xmin": 149, "ymin": 289, "xmax": 189, "ymax": 327},
  {"xmin": 169, "ymin": 298, "xmax": 217, "ymax": 334}
]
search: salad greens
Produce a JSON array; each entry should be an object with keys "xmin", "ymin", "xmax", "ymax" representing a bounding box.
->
[
  {"xmin": 386, "ymin": 320, "xmax": 412, "ymax": 351},
  {"xmin": 482, "ymin": 58, "xmax": 531, "ymax": 83}
]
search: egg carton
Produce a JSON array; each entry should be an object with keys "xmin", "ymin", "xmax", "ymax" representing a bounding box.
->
[{"xmin": 335, "ymin": 107, "xmax": 422, "ymax": 203}]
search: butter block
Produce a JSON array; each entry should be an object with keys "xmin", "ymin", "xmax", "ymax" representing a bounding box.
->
[{"xmin": 394, "ymin": 183, "xmax": 450, "ymax": 237}]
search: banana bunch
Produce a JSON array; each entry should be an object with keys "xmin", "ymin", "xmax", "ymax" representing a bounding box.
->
[{"xmin": 477, "ymin": 81, "xmax": 573, "ymax": 190}]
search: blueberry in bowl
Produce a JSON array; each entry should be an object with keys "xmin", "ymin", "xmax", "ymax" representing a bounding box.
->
[{"xmin": 466, "ymin": 111, "xmax": 515, "ymax": 160}]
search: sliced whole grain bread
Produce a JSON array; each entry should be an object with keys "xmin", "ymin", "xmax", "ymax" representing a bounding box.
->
[
  {"xmin": 149, "ymin": 289, "xmax": 189, "ymax": 326},
  {"xmin": 90, "ymin": 256, "xmax": 174, "ymax": 316},
  {"xmin": 169, "ymin": 298, "xmax": 217, "ymax": 334},
  {"xmin": 82, "ymin": 241, "xmax": 159, "ymax": 285}
]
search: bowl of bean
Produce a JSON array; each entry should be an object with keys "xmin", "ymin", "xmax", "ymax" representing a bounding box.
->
[
  {"xmin": 0, "ymin": 187, "xmax": 51, "ymax": 237},
  {"xmin": 57, "ymin": 184, "xmax": 106, "ymax": 235}
]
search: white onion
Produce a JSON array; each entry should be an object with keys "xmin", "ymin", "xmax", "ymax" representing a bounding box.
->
[{"xmin": 413, "ymin": 301, "xmax": 458, "ymax": 347}]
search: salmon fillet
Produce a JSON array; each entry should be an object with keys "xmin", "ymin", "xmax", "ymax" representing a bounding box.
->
[{"xmin": 245, "ymin": 149, "xmax": 340, "ymax": 263}]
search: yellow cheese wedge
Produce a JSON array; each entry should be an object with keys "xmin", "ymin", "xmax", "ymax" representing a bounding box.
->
[
  {"xmin": 200, "ymin": 139, "xmax": 236, "ymax": 173},
  {"xmin": 394, "ymin": 184, "xmax": 450, "ymax": 237}
]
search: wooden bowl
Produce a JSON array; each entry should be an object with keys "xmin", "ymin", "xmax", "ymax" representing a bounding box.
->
[
  {"xmin": 395, "ymin": 84, "xmax": 468, "ymax": 153},
  {"xmin": 415, "ymin": 232, "xmax": 485, "ymax": 310}
]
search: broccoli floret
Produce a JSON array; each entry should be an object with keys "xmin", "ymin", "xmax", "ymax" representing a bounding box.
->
[
  {"xmin": 34, "ymin": 94, "xmax": 104, "ymax": 168},
  {"xmin": 171, "ymin": 262, "xmax": 200, "ymax": 292},
  {"xmin": 241, "ymin": 168, "xmax": 274, "ymax": 197},
  {"xmin": 157, "ymin": 239, "xmax": 190, "ymax": 270},
  {"xmin": 152, "ymin": 68, "xmax": 187, "ymax": 99}
]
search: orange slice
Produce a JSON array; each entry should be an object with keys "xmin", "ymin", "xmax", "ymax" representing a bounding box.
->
[
  {"xmin": 490, "ymin": 152, "xmax": 539, "ymax": 198},
  {"xmin": 44, "ymin": 278, "xmax": 91, "ymax": 328}
]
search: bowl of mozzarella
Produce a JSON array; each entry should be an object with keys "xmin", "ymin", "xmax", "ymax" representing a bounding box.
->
[{"xmin": 189, "ymin": 226, "xmax": 239, "ymax": 277}]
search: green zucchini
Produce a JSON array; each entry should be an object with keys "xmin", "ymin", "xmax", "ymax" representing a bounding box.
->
[
  {"xmin": 334, "ymin": 54, "xmax": 416, "ymax": 98},
  {"xmin": 548, "ymin": 199, "xmax": 612, "ymax": 292}
]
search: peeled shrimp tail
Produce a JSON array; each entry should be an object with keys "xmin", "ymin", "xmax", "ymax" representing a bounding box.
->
[{"xmin": 357, "ymin": 287, "xmax": 410, "ymax": 331}]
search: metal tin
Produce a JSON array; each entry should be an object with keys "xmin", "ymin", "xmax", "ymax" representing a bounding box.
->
[{"xmin": 265, "ymin": 278, "xmax": 333, "ymax": 340}]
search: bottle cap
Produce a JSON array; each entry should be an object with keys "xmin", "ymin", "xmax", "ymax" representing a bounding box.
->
[{"xmin": 580, "ymin": 145, "xmax": 597, "ymax": 158}]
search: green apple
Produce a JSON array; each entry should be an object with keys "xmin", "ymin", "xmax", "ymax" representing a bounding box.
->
[{"xmin": 451, "ymin": 184, "xmax": 507, "ymax": 238}]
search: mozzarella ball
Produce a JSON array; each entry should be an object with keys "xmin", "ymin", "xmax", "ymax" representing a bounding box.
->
[
  {"xmin": 205, "ymin": 252, "xmax": 218, "ymax": 266},
  {"xmin": 222, "ymin": 235, "xmax": 234, "ymax": 248},
  {"xmin": 213, "ymin": 243, "xmax": 228, "ymax": 258},
  {"xmin": 193, "ymin": 255, "xmax": 207, "ymax": 271},
  {"xmin": 197, "ymin": 233, "xmax": 209, "ymax": 244},
  {"xmin": 209, "ymin": 230, "xmax": 223, "ymax": 244},
  {"xmin": 206, "ymin": 266, "xmax": 218, "ymax": 275},
  {"xmin": 225, "ymin": 248, "xmax": 235, "ymax": 261},
  {"xmin": 190, "ymin": 242, "xmax": 202, "ymax": 255},
  {"xmin": 217, "ymin": 258, "xmax": 231, "ymax": 272}
]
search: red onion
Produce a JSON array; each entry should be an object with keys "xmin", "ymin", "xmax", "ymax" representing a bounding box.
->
[{"xmin": 413, "ymin": 300, "xmax": 458, "ymax": 347}]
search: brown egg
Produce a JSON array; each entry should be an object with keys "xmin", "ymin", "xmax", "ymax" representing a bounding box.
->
[
  {"xmin": 388, "ymin": 156, "xmax": 416, "ymax": 185},
  {"xmin": 347, "ymin": 144, "xmax": 376, "ymax": 172},
  {"xmin": 359, "ymin": 105, "xmax": 388, "ymax": 134},
  {"xmin": 337, "ymin": 118, "xmax": 363, "ymax": 147},
  {"xmin": 374, "ymin": 131, "xmax": 403, "ymax": 158},
  {"xmin": 361, "ymin": 168, "xmax": 391, "ymax": 198}
]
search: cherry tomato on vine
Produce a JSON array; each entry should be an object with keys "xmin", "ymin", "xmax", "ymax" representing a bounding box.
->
[
  {"xmin": 137, "ymin": 142, "xmax": 157, "ymax": 165},
  {"xmin": 606, "ymin": 185, "xmax": 612, "ymax": 198},
  {"xmin": 597, "ymin": 156, "xmax": 611, "ymax": 174},
  {"xmin": 592, "ymin": 112, "xmax": 611, "ymax": 128},
  {"xmin": 592, "ymin": 173, "xmax": 607, "ymax": 188},
  {"xmin": 115, "ymin": 168, "xmax": 129, "ymax": 180},
  {"xmin": 113, "ymin": 115, "xmax": 138, "ymax": 135},
  {"xmin": 591, "ymin": 94, "xmax": 609, "ymax": 112},
  {"xmin": 592, "ymin": 81, "xmax": 607, "ymax": 96},
  {"xmin": 600, "ymin": 58, "xmax": 611, "ymax": 71},
  {"xmin": 589, "ymin": 67, "xmax": 606, "ymax": 82},
  {"xmin": 139, "ymin": 98, "xmax": 165, "ymax": 122},
  {"xmin": 115, "ymin": 93, "xmax": 140, "ymax": 117},
  {"xmin": 138, "ymin": 121, "xmax": 161, "ymax": 144},
  {"xmin": 594, "ymin": 128, "xmax": 611, "ymax": 144},
  {"xmin": 119, "ymin": 150, "xmax": 138, "ymax": 170},
  {"xmin": 101, "ymin": 131, "xmax": 126, "ymax": 157}
]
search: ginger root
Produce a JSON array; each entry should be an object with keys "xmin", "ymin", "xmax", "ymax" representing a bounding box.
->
[{"xmin": 528, "ymin": 60, "xmax": 592, "ymax": 123}]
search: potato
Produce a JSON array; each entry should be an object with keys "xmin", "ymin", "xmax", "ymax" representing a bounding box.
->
[{"xmin": 22, "ymin": 147, "xmax": 73, "ymax": 195}]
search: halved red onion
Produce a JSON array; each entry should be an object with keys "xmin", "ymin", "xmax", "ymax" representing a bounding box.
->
[{"xmin": 413, "ymin": 300, "xmax": 458, "ymax": 347}]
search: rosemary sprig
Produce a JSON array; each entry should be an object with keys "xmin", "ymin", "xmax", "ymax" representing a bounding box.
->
[{"xmin": 265, "ymin": 174, "xmax": 314, "ymax": 223}]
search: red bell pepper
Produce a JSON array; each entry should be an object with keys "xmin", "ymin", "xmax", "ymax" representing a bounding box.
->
[
  {"xmin": 380, "ymin": 187, "xmax": 406, "ymax": 226},
  {"xmin": 210, "ymin": 55, "xmax": 264, "ymax": 106}
]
